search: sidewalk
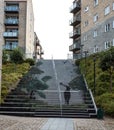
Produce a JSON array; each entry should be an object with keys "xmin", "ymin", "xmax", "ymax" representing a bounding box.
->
[{"xmin": 0, "ymin": 115, "xmax": 114, "ymax": 130}]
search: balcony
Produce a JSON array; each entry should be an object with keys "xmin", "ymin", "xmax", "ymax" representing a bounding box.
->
[
  {"xmin": 5, "ymin": 19, "xmax": 19, "ymax": 25},
  {"xmin": 69, "ymin": 30, "xmax": 81, "ymax": 39},
  {"xmin": 69, "ymin": 16, "xmax": 81, "ymax": 26},
  {"xmin": 5, "ymin": 6, "xmax": 19, "ymax": 13},
  {"xmin": 3, "ymin": 42, "xmax": 18, "ymax": 50},
  {"xmin": 3, "ymin": 32, "xmax": 18, "ymax": 38},
  {"xmin": 69, "ymin": 40, "xmax": 81, "ymax": 51},
  {"xmin": 70, "ymin": 1, "xmax": 81, "ymax": 13}
]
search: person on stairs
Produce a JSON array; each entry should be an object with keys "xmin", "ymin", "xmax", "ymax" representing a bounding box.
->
[{"xmin": 60, "ymin": 82, "xmax": 71, "ymax": 105}]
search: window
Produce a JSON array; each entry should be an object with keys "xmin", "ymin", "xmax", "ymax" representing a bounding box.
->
[
  {"xmin": 84, "ymin": 6, "xmax": 89, "ymax": 12},
  {"xmin": 94, "ymin": 14, "xmax": 98, "ymax": 22},
  {"xmin": 94, "ymin": 45, "xmax": 99, "ymax": 53},
  {"xmin": 84, "ymin": 35, "xmax": 87, "ymax": 41},
  {"xmin": 105, "ymin": 23, "xmax": 110, "ymax": 32},
  {"xmin": 105, "ymin": 41, "xmax": 112, "ymax": 49},
  {"xmin": 113, "ymin": 39, "xmax": 114, "ymax": 46},
  {"xmin": 113, "ymin": 21, "xmax": 114, "ymax": 28},
  {"xmin": 113, "ymin": 3, "xmax": 114, "ymax": 10},
  {"xmin": 105, "ymin": 6, "xmax": 110, "ymax": 15},
  {"xmin": 93, "ymin": 30, "xmax": 98, "ymax": 37},
  {"xmin": 94, "ymin": 0, "xmax": 98, "ymax": 6},
  {"xmin": 84, "ymin": 20, "xmax": 89, "ymax": 26}
]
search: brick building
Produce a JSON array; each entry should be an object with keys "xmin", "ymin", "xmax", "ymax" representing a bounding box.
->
[
  {"xmin": 69, "ymin": 0, "xmax": 114, "ymax": 59},
  {"xmin": 0, "ymin": 0, "xmax": 35, "ymax": 59}
]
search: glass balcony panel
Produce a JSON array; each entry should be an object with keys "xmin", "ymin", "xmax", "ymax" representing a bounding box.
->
[
  {"xmin": 3, "ymin": 32, "xmax": 18, "ymax": 37},
  {"xmin": 5, "ymin": 19, "xmax": 19, "ymax": 24},
  {"xmin": 69, "ymin": 40, "xmax": 81, "ymax": 51},
  {"xmin": 3, "ymin": 42, "xmax": 18, "ymax": 50},
  {"xmin": 5, "ymin": 6, "xmax": 19, "ymax": 12}
]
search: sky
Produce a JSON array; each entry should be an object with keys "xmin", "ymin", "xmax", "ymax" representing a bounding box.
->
[{"xmin": 32, "ymin": 0, "xmax": 73, "ymax": 59}]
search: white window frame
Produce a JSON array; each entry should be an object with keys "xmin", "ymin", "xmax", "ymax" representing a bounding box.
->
[
  {"xmin": 113, "ymin": 21, "xmax": 114, "ymax": 28},
  {"xmin": 84, "ymin": 35, "xmax": 87, "ymax": 41},
  {"xmin": 84, "ymin": 6, "xmax": 89, "ymax": 12},
  {"xmin": 104, "ymin": 6, "xmax": 110, "ymax": 15},
  {"xmin": 84, "ymin": 20, "xmax": 89, "ymax": 27},
  {"xmin": 113, "ymin": 39, "xmax": 114, "ymax": 46},
  {"xmin": 93, "ymin": 30, "xmax": 98, "ymax": 37},
  {"xmin": 94, "ymin": 14, "xmax": 98, "ymax": 22},
  {"xmin": 105, "ymin": 23, "xmax": 110, "ymax": 32},
  {"xmin": 94, "ymin": 0, "xmax": 98, "ymax": 6},
  {"xmin": 113, "ymin": 3, "xmax": 114, "ymax": 10},
  {"xmin": 105, "ymin": 41, "xmax": 112, "ymax": 49}
]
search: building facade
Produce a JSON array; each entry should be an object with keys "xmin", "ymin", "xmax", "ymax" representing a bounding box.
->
[
  {"xmin": 69, "ymin": 0, "xmax": 81, "ymax": 59},
  {"xmin": 34, "ymin": 32, "xmax": 44, "ymax": 60},
  {"xmin": 69, "ymin": 0, "xmax": 114, "ymax": 58},
  {"xmin": 1, "ymin": 0, "xmax": 35, "ymax": 58}
]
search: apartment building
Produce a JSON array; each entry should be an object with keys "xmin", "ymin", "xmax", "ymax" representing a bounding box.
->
[
  {"xmin": 69, "ymin": 0, "xmax": 81, "ymax": 59},
  {"xmin": 0, "ymin": 0, "xmax": 35, "ymax": 59},
  {"xmin": 34, "ymin": 32, "xmax": 44, "ymax": 60},
  {"xmin": 69, "ymin": 0, "xmax": 114, "ymax": 59}
]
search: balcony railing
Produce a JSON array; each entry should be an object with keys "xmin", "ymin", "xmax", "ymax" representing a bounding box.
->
[
  {"xmin": 69, "ymin": 30, "xmax": 81, "ymax": 38},
  {"xmin": 69, "ymin": 17, "xmax": 81, "ymax": 26},
  {"xmin": 3, "ymin": 32, "xmax": 18, "ymax": 38},
  {"xmin": 69, "ymin": 40, "xmax": 81, "ymax": 51},
  {"xmin": 5, "ymin": 6, "xmax": 19, "ymax": 12},
  {"xmin": 5, "ymin": 19, "xmax": 19, "ymax": 25},
  {"xmin": 70, "ymin": 1, "xmax": 81, "ymax": 13},
  {"xmin": 3, "ymin": 42, "xmax": 18, "ymax": 50}
]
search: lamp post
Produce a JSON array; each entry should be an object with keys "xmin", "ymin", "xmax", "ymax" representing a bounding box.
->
[
  {"xmin": 80, "ymin": 44, "xmax": 84, "ymax": 58},
  {"xmin": 93, "ymin": 56, "xmax": 96, "ymax": 95},
  {"xmin": 84, "ymin": 50, "xmax": 88, "ymax": 76}
]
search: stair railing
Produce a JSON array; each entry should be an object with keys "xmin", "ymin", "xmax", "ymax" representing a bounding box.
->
[
  {"xmin": 52, "ymin": 59, "xmax": 63, "ymax": 116},
  {"xmin": 89, "ymin": 89, "xmax": 97, "ymax": 114},
  {"xmin": 83, "ymin": 75, "xmax": 97, "ymax": 114}
]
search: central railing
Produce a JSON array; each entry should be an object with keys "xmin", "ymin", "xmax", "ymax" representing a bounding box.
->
[{"xmin": 52, "ymin": 59, "xmax": 63, "ymax": 116}]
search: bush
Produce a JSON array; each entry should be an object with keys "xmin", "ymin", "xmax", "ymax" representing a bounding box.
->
[
  {"xmin": 2, "ymin": 50, "xmax": 9, "ymax": 64},
  {"xmin": 75, "ymin": 59, "xmax": 80, "ymax": 66},
  {"xmin": 95, "ymin": 93, "xmax": 114, "ymax": 117},
  {"xmin": 10, "ymin": 48, "xmax": 24, "ymax": 64},
  {"xmin": 25, "ymin": 58, "xmax": 35, "ymax": 66}
]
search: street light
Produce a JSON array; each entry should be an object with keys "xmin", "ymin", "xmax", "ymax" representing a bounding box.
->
[
  {"xmin": 93, "ymin": 55, "xmax": 96, "ymax": 95},
  {"xmin": 83, "ymin": 50, "xmax": 88, "ymax": 76}
]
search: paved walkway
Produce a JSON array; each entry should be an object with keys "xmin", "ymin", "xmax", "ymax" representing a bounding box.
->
[
  {"xmin": 41, "ymin": 118, "xmax": 74, "ymax": 130},
  {"xmin": 0, "ymin": 116, "xmax": 114, "ymax": 130}
]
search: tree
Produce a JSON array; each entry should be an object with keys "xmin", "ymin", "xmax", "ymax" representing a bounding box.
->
[
  {"xmin": 99, "ymin": 47, "xmax": 114, "ymax": 92},
  {"xmin": 10, "ymin": 48, "xmax": 24, "ymax": 64}
]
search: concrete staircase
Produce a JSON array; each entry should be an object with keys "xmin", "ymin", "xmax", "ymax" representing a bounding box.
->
[{"xmin": 0, "ymin": 60, "xmax": 97, "ymax": 118}]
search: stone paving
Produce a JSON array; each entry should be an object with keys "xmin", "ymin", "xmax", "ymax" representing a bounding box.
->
[
  {"xmin": 0, "ymin": 115, "xmax": 47, "ymax": 130},
  {"xmin": 74, "ymin": 117, "xmax": 114, "ymax": 130},
  {"xmin": 0, "ymin": 116, "xmax": 114, "ymax": 130}
]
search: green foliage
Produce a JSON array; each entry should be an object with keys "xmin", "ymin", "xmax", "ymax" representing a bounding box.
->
[
  {"xmin": 75, "ymin": 59, "xmax": 80, "ymax": 66},
  {"xmin": 1, "ymin": 63, "xmax": 30, "ymax": 103},
  {"xmin": 10, "ymin": 48, "xmax": 24, "ymax": 64},
  {"xmin": 79, "ymin": 49, "xmax": 114, "ymax": 117},
  {"xmin": 2, "ymin": 50, "xmax": 8, "ymax": 64},
  {"xmin": 95, "ymin": 93, "xmax": 114, "ymax": 117},
  {"xmin": 25, "ymin": 58, "xmax": 35, "ymax": 66},
  {"xmin": 99, "ymin": 47, "xmax": 114, "ymax": 71}
]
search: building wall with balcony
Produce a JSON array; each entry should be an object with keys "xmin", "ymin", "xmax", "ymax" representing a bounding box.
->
[
  {"xmin": 3, "ymin": 0, "xmax": 35, "ymax": 59},
  {"xmin": 69, "ymin": 0, "xmax": 81, "ymax": 59},
  {"xmin": 81, "ymin": 0, "xmax": 114, "ymax": 53}
]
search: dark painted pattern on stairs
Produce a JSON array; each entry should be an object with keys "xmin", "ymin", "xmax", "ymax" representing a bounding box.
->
[{"xmin": 0, "ymin": 60, "xmax": 97, "ymax": 118}]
